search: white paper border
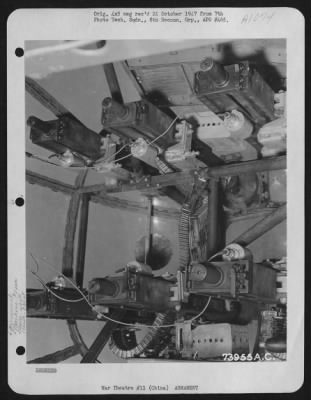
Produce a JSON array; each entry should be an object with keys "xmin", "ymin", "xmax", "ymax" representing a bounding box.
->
[{"xmin": 7, "ymin": 7, "xmax": 305, "ymax": 394}]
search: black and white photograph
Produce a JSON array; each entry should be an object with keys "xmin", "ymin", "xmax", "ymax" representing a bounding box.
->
[{"xmin": 7, "ymin": 8, "xmax": 304, "ymax": 395}]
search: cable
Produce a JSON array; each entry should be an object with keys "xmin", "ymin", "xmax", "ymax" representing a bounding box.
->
[
  {"xmin": 31, "ymin": 254, "xmax": 89, "ymax": 300},
  {"xmin": 31, "ymin": 255, "xmax": 175, "ymax": 327},
  {"xmin": 27, "ymin": 151, "xmax": 111, "ymax": 172},
  {"xmin": 27, "ymin": 149, "xmax": 129, "ymax": 170},
  {"xmin": 26, "ymin": 153, "xmax": 67, "ymax": 167},
  {"xmin": 148, "ymin": 116, "xmax": 178, "ymax": 145},
  {"xmin": 27, "ymin": 116, "xmax": 179, "ymax": 170},
  {"xmin": 96, "ymin": 143, "xmax": 130, "ymax": 164},
  {"xmin": 27, "ymin": 152, "xmax": 91, "ymax": 169},
  {"xmin": 94, "ymin": 309, "xmax": 176, "ymax": 328},
  {"xmin": 208, "ymin": 250, "xmax": 224, "ymax": 262},
  {"xmin": 110, "ymin": 153, "xmax": 133, "ymax": 164},
  {"xmin": 30, "ymin": 252, "xmax": 211, "ymax": 328},
  {"xmin": 188, "ymin": 296, "xmax": 212, "ymax": 322},
  {"xmin": 30, "ymin": 270, "xmax": 86, "ymax": 303},
  {"xmin": 111, "ymin": 116, "xmax": 179, "ymax": 164},
  {"xmin": 28, "ymin": 253, "xmax": 86, "ymax": 303},
  {"xmin": 29, "ymin": 252, "xmax": 39, "ymax": 273}
]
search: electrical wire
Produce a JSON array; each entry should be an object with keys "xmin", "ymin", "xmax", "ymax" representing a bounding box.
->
[
  {"xmin": 208, "ymin": 250, "xmax": 224, "ymax": 262},
  {"xmin": 29, "ymin": 257, "xmax": 105, "ymax": 362},
  {"xmin": 27, "ymin": 116, "xmax": 179, "ymax": 171},
  {"xmin": 31, "ymin": 253, "xmax": 212, "ymax": 328},
  {"xmin": 96, "ymin": 143, "xmax": 130, "ymax": 164},
  {"xmin": 27, "ymin": 152, "xmax": 108, "ymax": 171},
  {"xmin": 27, "ymin": 152, "xmax": 90, "ymax": 169},
  {"xmin": 40, "ymin": 256, "xmax": 176, "ymax": 328},
  {"xmin": 29, "ymin": 252, "xmax": 39, "ymax": 273},
  {"xmin": 188, "ymin": 296, "xmax": 212, "ymax": 322},
  {"xmin": 30, "ymin": 254, "xmax": 89, "ymax": 299},
  {"xmin": 148, "ymin": 116, "xmax": 178, "ymax": 145},
  {"xmin": 29, "ymin": 270, "xmax": 86, "ymax": 303},
  {"xmin": 108, "ymin": 116, "xmax": 179, "ymax": 164},
  {"xmin": 107, "ymin": 153, "xmax": 133, "ymax": 164},
  {"xmin": 28, "ymin": 253, "xmax": 86, "ymax": 303},
  {"xmin": 26, "ymin": 153, "xmax": 68, "ymax": 168}
]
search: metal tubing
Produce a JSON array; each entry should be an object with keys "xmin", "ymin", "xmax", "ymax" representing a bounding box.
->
[
  {"xmin": 26, "ymin": 76, "xmax": 75, "ymax": 118},
  {"xmin": 27, "ymin": 154, "xmax": 286, "ymax": 198},
  {"xmin": 80, "ymin": 310, "xmax": 125, "ymax": 363},
  {"xmin": 26, "ymin": 170, "xmax": 181, "ymax": 218},
  {"xmin": 74, "ymin": 194, "xmax": 90, "ymax": 288},
  {"xmin": 67, "ymin": 320, "xmax": 88, "ymax": 357},
  {"xmin": 26, "ymin": 170, "xmax": 75, "ymax": 195},
  {"xmin": 231, "ymin": 204, "xmax": 286, "ymax": 247},
  {"xmin": 103, "ymin": 63, "xmax": 123, "ymax": 103},
  {"xmin": 208, "ymin": 156, "xmax": 286, "ymax": 178},
  {"xmin": 62, "ymin": 170, "xmax": 88, "ymax": 277},
  {"xmin": 207, "ymin": 179, "xmax": 220, "ymax": 258},
  {"xmin": 28, "ymin": 345, "xmax": 80, "ymax": 364},
  {"xmin": 79, "ymin": 157, "xmax": 286, "ymax": 194}
]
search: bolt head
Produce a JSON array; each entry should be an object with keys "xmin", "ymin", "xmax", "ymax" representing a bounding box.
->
[
  {"xmin": 102, "ymin": 97, "xmax": 112, "ymax": 107},
  {"xmin": 200, "ymin": 58, "xmax": 213, "ymax": 71}
]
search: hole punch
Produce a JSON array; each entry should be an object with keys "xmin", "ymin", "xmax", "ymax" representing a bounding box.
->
[
  {"xmin": 15, "ymin": 197, "xmax": 24, "ymax": 207},
  {"xmin": 15, "ymin": 48, "xmax": 24, "ymax": 57},
  {"xmin": 16, "ymin": 346, "xmax": 25, "ymax": 355}
]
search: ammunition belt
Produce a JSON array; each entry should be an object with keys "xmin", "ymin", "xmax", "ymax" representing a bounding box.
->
[{"xmin": 109, "ymin": 312, "xmax": 173, "ymax": 359}]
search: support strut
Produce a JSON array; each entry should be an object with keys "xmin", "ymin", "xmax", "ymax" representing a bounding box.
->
[
  {"xmin": 62, "ymin": 170, "xmax": 88, "ymax": 277},
  {"xmin": 207, "ymin": 179, "xmax": 224, "ymax": 258},
  {"xmin": 80, "ymin": 310, "xmax": 126, "ymax": 363},
  {"xmin": 74, "ymin": 194, "xmax": 90, "ymax": 288},
  {"xmin": 231, "ymin": 204, "xmax": 286, "ymax": 247}
]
